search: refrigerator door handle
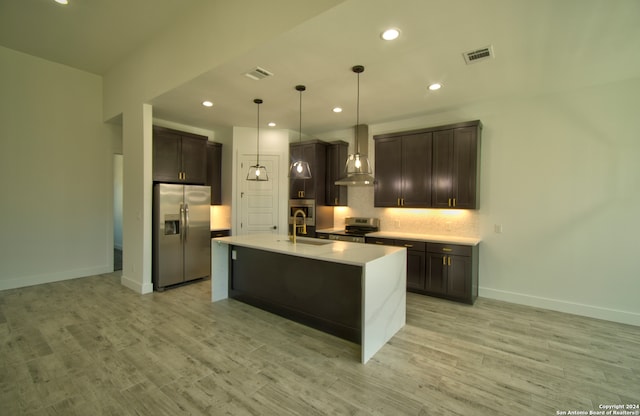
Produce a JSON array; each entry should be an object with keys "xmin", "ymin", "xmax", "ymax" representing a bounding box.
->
[
  {"xmin": 184, "ymin": 204, "xmax": 189, "ymax": 241},
  {"xmin": 179, "ymin": 203, "xmax": 185, "ymax": 243}
]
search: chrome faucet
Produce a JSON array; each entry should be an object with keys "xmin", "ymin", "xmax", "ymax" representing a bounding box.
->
[{"xmin": 291, "ymin": 209, "xmax": 307, "ymax": 244}]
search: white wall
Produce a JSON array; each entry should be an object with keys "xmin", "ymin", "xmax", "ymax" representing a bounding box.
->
[
  {"xmin": 474, "ymin": 78, "xmax": 640, "ymax": 325},
  {"xmin": 0, "ymin": 46, "xmax": 114, "ymax": 289},
  {"xmin": 319, "ymin": 77, "xmax": 640, "ymax": 325}
]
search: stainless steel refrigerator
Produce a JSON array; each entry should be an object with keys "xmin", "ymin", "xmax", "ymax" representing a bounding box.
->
[{"xmin": 153, "ymin": 183, "xmax": 211, "ymax": 290}]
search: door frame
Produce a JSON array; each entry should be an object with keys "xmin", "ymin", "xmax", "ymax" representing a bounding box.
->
[{"xmin": 234, "ymin": 151, "xmax": 287, "ymax": 236}]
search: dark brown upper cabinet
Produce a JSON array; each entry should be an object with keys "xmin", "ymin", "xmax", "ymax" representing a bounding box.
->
[
  {"xmin": 374, "ymin": 132, "xmax": 432, "ymax": 208},
  {"xmin": 289, "ymin": 140, "xmax": 327, "ymax": 202},
  {"xmin": 374, "ymin": 120, "xmax": 481, "ymax": 209},
  {"xmin": 432, "ymin": 124, "xmax": 480, "ymax": 209},
  {"xmin": 206, "ymin": 142, "xmax": 222, "ymax": 205},
  {"xmin": 325, "ymin": 140, "xmax": 349, "ymax": 206},
  {"xmin": 153, "ymin": 126, "xmax": 207, "ymax": 185}
]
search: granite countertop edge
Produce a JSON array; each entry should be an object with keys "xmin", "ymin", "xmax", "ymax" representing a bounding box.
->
[
  {"xmin": 366, "ymin": 231, "xmax": 480, "ymax": 246},
  {"xmin": 213, "ymin": 234, "xmax": 406, "ymax": 266},
  {"xmin": 316, "ymin": 228, "xmax": 481, "ymax": 246}
]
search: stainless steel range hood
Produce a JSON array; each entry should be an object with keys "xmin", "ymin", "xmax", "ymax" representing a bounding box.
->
[{"xmin": 335, "ymin": 124, "xmax": 375, "ymax": 186}]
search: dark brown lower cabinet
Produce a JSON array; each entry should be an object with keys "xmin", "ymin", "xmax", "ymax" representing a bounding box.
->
[
  {"xmin": 395, "ymin": 239, "xmax": 426, "ymax": 291},
  {"xmin": 229, "ymin": 246, "xmax": 362, "ymax": 343},
  {"xmin": 425, "ymin": 251, "xmax": 447, "ymax": 295},
  {"xmin": 366, "ymin": 237, "xmax": 426, "ymax": 292},
  {"xmin": 366, "ymin": 237, "xmax": 478, "ymax": 304},
  {"xmin": 426, "ymin": 243, "xmax": 478, "ymax": 304}
]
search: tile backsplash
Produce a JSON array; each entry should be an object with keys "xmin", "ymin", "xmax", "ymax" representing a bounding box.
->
[{"xmin": 333, "ymin": 187, "xmax": 479, "ymax": 237}]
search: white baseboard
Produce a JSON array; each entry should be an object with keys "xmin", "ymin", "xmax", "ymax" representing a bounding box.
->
[
  {"xmin": 0, "ymin": 265, "xmax": 113, "ymax": 291},
  {"xmin": 120, "ymin": 274, "xmax": 153, "ymax": 294},
  {"xmin": 479, "ymin": 287, "xmax": 640, "ymax": 327}
]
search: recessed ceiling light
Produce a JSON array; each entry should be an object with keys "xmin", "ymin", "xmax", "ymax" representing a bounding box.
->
[
  {"xmin": 268, "ymin": 122, "xmax": 276, "ymax": 127},
  {"xmin": 54, "ymin": 0, "xmax": 68, "ymax": 4},
  {"xmin": 202, "ymin": 100, "xmax": 213, "ymax": 107},
  {"xmin": 381, "ymin": 28, "xmax": 400, "ymax": 41},
  {"xmin": 332, "ymin": 107, "xmax": 343, "ymax": 113},
  {"xmin": 428, "ymin": 83, "xmax": 442, "ymax": 91}
]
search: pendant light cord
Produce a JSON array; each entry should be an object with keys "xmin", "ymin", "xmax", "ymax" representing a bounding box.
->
[
  {"xmin": 356, "ymin": 70, "xmax": 360, "ymax": 154},
  {"xmin": 256, "ymin": 100, "xmax": 260, "ymax": 165},
  {"xmin": 295, "ymin": 85, "xmax": 306, "ymax": 145},
  {"xmin": 352, "ymin": 65, "xmax": 364, "ymax": 155}
]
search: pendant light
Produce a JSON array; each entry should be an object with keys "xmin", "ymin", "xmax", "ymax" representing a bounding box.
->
[
  {"xmin": 246, "ymin": 98, "xmax": 269, "ymax": 181},
  {"xmin": 335, "ymin": 65, "xmax": 375, "ymax": 186},
  {"xmin": 289, "ymin": 85, "xmax": 312, "ymax": 179}
]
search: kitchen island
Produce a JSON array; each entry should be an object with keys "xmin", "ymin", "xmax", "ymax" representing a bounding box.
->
[{"xmin": 211, "ymin": 234, "xmax": 406, "ymax": 363}]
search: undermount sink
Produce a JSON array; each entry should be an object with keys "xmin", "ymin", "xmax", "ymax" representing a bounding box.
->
[{"xmin": 277, "ymin": 238, "xmax": 332, "ymax": 246}]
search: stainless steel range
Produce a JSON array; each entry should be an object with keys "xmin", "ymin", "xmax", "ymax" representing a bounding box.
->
[{"xmin": 328, "ymin": 217, "xmax": 380, "ymax": 243}]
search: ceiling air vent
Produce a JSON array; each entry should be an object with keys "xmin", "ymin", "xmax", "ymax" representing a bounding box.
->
[
  {"xmin": 244, "ymin": 66, "xmax": 274, "ymax": 80},
  {"xmin": 463, "ymin": 45, "xmax": 494, "ymax": 64}
]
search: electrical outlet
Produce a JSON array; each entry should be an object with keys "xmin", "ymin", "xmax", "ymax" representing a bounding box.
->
[{"xmin": 494, "ymin": 224, "xmax": 503, "ymax": 234}]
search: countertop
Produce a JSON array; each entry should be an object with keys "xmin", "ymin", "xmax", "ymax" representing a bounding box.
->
[
  {"xmin": 315, "ymin": 228, "xmax": 480, "ymax": 246},
  {"xmin": 365, "ymin": 231, "xmax": 480, "ymax": 246},
  {"xmin": 213, "ymin": 234, "xmax": 405, "ymax": 267}
]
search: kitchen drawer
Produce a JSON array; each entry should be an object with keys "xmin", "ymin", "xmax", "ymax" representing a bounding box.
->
[
  {"xmin": 394, "ymin": 239, "xmax": 426, "ymax": 251},
  {"xmin": 427, "ymin": 242, "xmax": 472, "ymax": 256},
  {"xmin": 365, "ymin": 237, "xmax": 395, "ymax": 246}
]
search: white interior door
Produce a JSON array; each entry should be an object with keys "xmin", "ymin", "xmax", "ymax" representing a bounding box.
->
[{"xmin": 238, "ymin": 154, "xmax": 279, "ymax": 235}]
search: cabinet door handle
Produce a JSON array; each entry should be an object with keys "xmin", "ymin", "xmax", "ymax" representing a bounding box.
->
[
  {"xmin": 401, "ymin": 198, "xmax": 405, "ymax": 206},
  {"xmin": 404, "ymin": 244, "xmax": 413, "ymax": 248},
  {"xmin": 397, "ymin": 198, "xmax": 401, "ymax": 206},
  {"xmin": 448, "ymin": 256, "xmax": 452, "ymax": 266},
  {"xmin": 375, "ymin": 241, "xmax": 384, "ymax": 245},
  {"xmin": 442, "ymin": 248, "xmax": 453, "ymax": 252},
  {"xmin": 334, "ymin": 198, "xmax": 338, "ymax": 205},
  {"xmin": 453, "ymin": 198, "xmax": 456, "ymax": 207},
  {"xmin": 448, "ymin": 198, "xmax": 452, "ymax": 207},
  {"xmin": 442, "ymin": 256, "xmax": 446, "ymax": 265}
]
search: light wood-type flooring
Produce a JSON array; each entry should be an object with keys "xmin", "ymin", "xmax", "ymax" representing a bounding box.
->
[{"xmin": 1, "ymin": 272, "xmax": 638, "ymax": 415}]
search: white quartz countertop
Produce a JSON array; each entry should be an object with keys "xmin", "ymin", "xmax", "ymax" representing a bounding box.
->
[
  {"xmin": 213, "ymin": 234, "xmax": 405, "ymax": 267},
  {"xmin": 365, "ymin": 231, "xmax": 481, "ymax": 246}
]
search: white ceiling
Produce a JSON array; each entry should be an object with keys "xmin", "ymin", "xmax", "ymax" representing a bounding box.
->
[{"xmin": 2, "ymin": 0, "xmax": 639, "ymax": 135}]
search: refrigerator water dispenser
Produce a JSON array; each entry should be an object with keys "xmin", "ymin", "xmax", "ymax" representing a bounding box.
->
[{"xmin": 164, "ymin": 215, "xmax": 180, "ymax": 235}]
